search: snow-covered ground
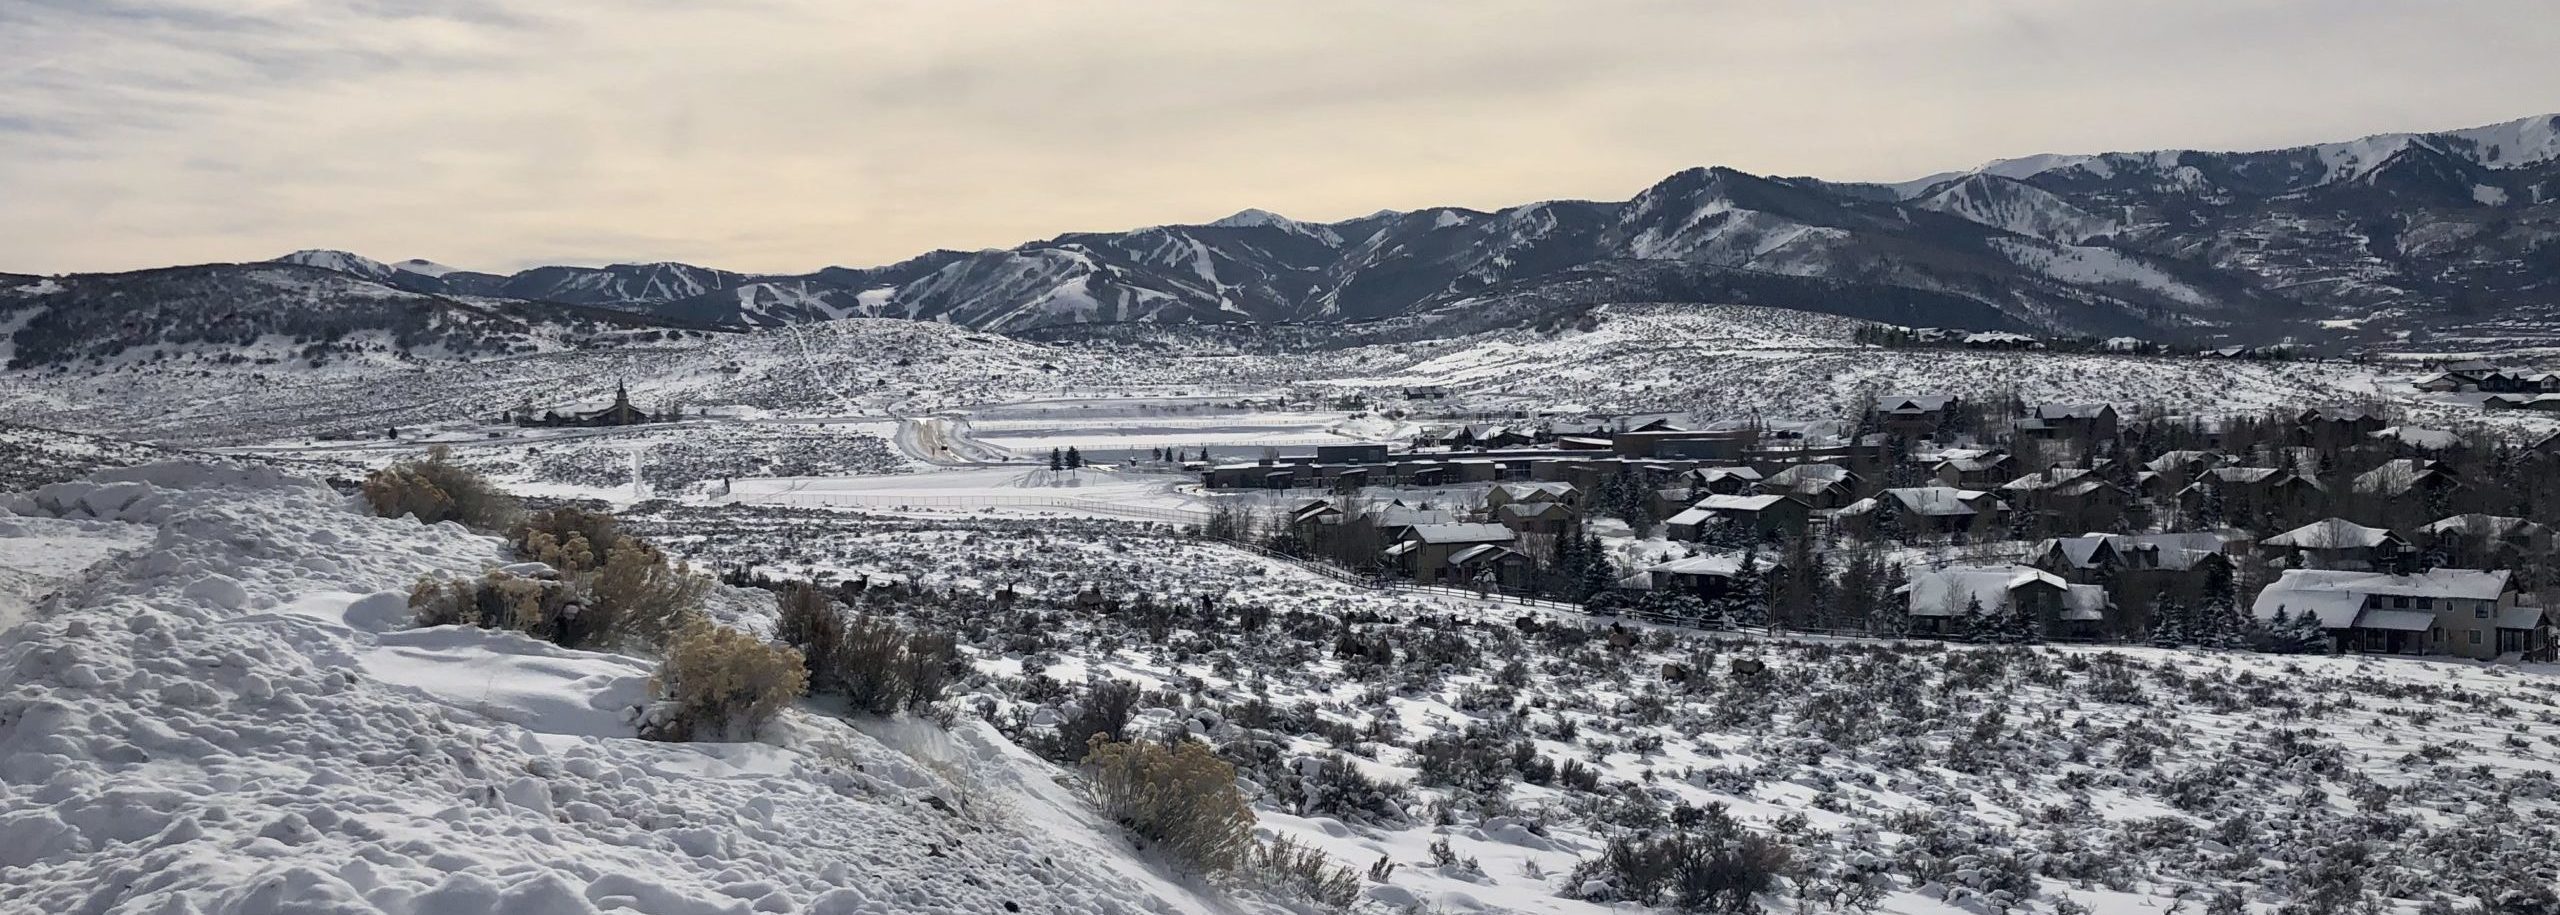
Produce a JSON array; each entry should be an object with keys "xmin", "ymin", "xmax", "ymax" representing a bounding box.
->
[
  {"xmin": 633, "ymin": 500, "xmax": 2560, "ymax": 915},
  {"xmin": 0, "ymin": 462, "xmax": 1288, "ymax": 915}
]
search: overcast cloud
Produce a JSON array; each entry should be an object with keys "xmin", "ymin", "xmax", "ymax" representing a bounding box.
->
[{"xmin": 4, "ymin": 0, "xmax": 2557, "ymax": 275}]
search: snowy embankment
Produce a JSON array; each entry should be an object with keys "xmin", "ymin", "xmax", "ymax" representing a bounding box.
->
[{"xmin": 0, "ymin": 462, "xmax": 1256, "ymax": 915}]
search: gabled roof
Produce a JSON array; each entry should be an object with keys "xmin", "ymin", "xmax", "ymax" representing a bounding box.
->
[
  {"xmin": 2423, "ymin": 514, "xmax": 2550, "ymax": 541},
  {"xmin": 1447, "ymin": 544, "xmax": 1524, "ymax": 566},
  {"xmin": 2144, "ymin": 450, "xmax": 2226, "ymax": 473},
  {"xmin": 2030, "ymin": 403, "xmax": 2114, "ymax": 420},
  {"xmin": 1695, "ymin": 493, "xmax": 1794, "ymax": 513},
  {"xmin": 2264, "ymin": 518, "xmax": 2399, "ymax": 550},
  {"xmin": 1881, "ymin": 487, "xmax": 1998, "ymax": 517},
  {"xmin": 2371, "ymin": 426, "xmax": 2464, "ymax": 450},
  {"xmin": 1491, "ymin": 481, "xmax": 1577, "ymax": 502},
  {"xmin": 1402, "ymin": 523, "xmax": 1516, "ymax": 545},
  {"xmin": 2252, "ymin": 569, "xmax": 2514, "ymax": 628},
  {"xmin": 1372, "ymin": 505, "xmax": 1459, "ymax": 528},
  {"xmin": 2352, "ymin": 459, "xmax": 2457, "ymax": 497},
  {"xmin": 1649, "ymin": 553, "xmax": 1746, "ymax": 578},
  {"xmin": 2039, "ymin": 535, "xmax": 2119, "ymax": 569},
  {"xmin": 1936, "ymin": 454, "xmax": 2012, "ymax": 473},
  {"xmin": 1762, "ymin": 463, "xmax": 1855, "ymax": 493},
  {"xmin": 1876, "ymin": 394, "xmax": 1954, "ymax": 413},
  {"xmin": 1901, "ymin": 565, "xmax": 2103, "ymax": 617},
  {"xmin": 1497, "ymin": 501, "xmax": 1575, "ymax": 521},
  {"xmin": 1691, "ymin": 466, "xmax": 1764, "ymax": 484}
]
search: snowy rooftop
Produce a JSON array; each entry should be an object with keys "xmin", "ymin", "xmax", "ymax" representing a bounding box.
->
[
  {"xmin": 1402, "ymin": 522, "xmax": 1516, "ymax": 545},
  {"xmin": 2264, "ymin": 518, "xmax": 2399, "ymax": 550}
]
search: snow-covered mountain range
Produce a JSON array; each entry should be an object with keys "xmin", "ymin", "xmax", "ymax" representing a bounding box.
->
[{"xmin": 23, "ymin": 112, "xmax": 2560, "ymax": 355}]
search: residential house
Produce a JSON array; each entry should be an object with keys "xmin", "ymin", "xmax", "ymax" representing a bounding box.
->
[
  {"xmin": 2420, "ymin": 514, "xmax": 2554, "ymax": 568},
  {"xmin": 2017, "ymin": 403, "xmax": 2120, "ymax": 441},
  {"xmin": 1932, "ymin": 450, "xmax": 2015, "ymax": 488},
  {"xmin": 1665, "ymin": 494, "xmax": 1811, "ymax": 541},
  {"xmin": 2262, "ymin": 518, "xmax": 2413, "ymax": 571},
  {"xmin": 1385, "ymin": 523, "xmax": 1518, "ymax": 586},
  {"xmin": 1486, "ymin": 481, "xmax": 1581, "ymax": 513},
  {"xmin": 2177, "ymin": 467, "xmax": 2323, "ymax": 521},
  {"xmin": 1684, "ymin": 466, "xmax": 1765, "ymax": 496},
  {"xmin": 1493, "ymin": 500, "xmax": 1579, "ymax": 537},
  {"xmin": 1444, "ymin": 544, "xmax": 1535, "ymax": 592},
  {"xmin": 2297, "ymin": 408, "xmax": 2389, "ymax": 445},
  {"xmin": 1642, "ymin": 552, "xmax": 1771, "ymax": 601},
  {"xmin": 1757, "ymin": 463, "xmax": 1861, "ymax": 509},
  {"xmin": 2352, "ymin": 458, "xmax": 2461, "ymax": 505},
  {"xmin": 1841, "ymin": 487, "xmax": 2006, "ymax": 537},
  {"xmin": 2369, "ymin": 426, "xmax": 2464, "ymax": 451},
  {"xmin": 2252, "ymin": 569, "xmax": 2549, "ymax": 660},
  {"xmin": 1901, "ymin": 565, "xmax": 2112, "ymax": 639},
  {"xmin": 2000, "ymin": 467, "xmax": 2130, "ymax": 532},
  {"xmin": 1874, "ymin": 395, "xmax": 1957, "ymax": 437}
]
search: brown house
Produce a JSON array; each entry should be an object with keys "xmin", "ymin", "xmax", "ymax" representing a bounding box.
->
[{"xmin": 1385, "ymin": 523, "xmax": 1518, "ymax": 586}]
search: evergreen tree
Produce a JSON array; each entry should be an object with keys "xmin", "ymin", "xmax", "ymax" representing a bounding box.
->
[
  {"xmin": 2284, "ymin": 609, "xmax": 2331, "ymax": 654},
  {"xmin": 1574, "ymin": 533, "xmax": 1617, "ymax": 602},
  {"xmin": 1048, "ymin": 448, "xmax": 1065, "ymax": 472},
  {"xmin": 1876, "ymin": 563, "xmax": 1911, "ymax": 636},
  {"xmin": 1065, "ymin": 447, "xmax": 1084, "ymax": 469},
  {"xmin": 2012, "ymin": 598, "xmax": 2043, "ymax": 645},
  {"xmin": 1724, "ymin": 552, "xmax": 1769, "ymax": 630},
  {"xmin": 1959, "ymin": 595, "xmax": 1993, "ymax": 644},
  {"xmin": 2149, "ymin": 593, "xmax": 2189, "ymax": 648}
]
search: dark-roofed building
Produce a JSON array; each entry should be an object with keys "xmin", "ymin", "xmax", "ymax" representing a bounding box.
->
[
  {"xmin": 2016, "ymin": 403, "xmax": 2119, "ymax": 441},
  {"xmin": 2262, "ymin": 518, "xmax": 2413, "ymax": 571},
  {"xmin": 1385, "ymin": 523, "xmax": 1517, "ymax": 586}
]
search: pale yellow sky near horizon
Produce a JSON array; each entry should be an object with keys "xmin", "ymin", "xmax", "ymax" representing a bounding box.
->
[{"xmin": 3, "ymin": 0, "xmax": 2557, "ymax": 276}]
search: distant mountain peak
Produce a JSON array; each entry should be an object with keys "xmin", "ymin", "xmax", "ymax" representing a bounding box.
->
[
  {"xmin": 392, "ymin": 258, "xmax": 461, "ymax": 277},
  {"xmin": 273, "ymin": 249, "xmax": 393, "ymax": 280}
]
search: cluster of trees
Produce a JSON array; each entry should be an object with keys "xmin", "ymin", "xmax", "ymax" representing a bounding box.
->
[{"xmin": 1047, "ymin": 446, "xmax": 1086, "ymax": 471}]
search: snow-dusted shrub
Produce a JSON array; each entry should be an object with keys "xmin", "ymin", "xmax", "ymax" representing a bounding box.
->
[
  {"xmin": 407, "ymin": 570, "xmax": 568, "ymax": 634},
  {"xmin": 361, "ymin": 446, "xmax": 520, "ymax": 530},
  {"xmin": 778, "ymin": 584, "xmax": 963, "ymax": 716},
  {"xmin": 1084, "ymin": 737, "xmax": 1256, "ymax": 874},
  {"xmin": 1570, "ymin": 802, "xmax": 1793, "ymax": 912},
  {"xmin": 581, "ymin": 540, "xmax": 710, "ymax": 651},
  {"xmin": 641, "ymin": 622, "xmax": 807, "ymax": 742},
  {"xmin": 511, "ymin": 505, "xmax": 628, "ymax": 573},
  {"xmin": 1242, "ymin": 834, "xmax": 1361, "ymax": 911},
  {"xmin": 1038, "ymin": 679, "xmax": 1142, "ymax": 763}
]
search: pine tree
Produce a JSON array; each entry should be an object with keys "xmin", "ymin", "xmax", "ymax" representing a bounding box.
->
[
  {"xmin": 1725, "ymin": 552, "xmax": 1769, "ymax": 630},
  {"xmin": 1877, "ymin": 563, "xmax": 1911, "ymax": 636},
  {"xmin": 1049, "ymin": 448, "xmax": 1065, "ymax": 471},
  {"xmin": 1959, "ymin": 595, "xmax": 1992, "ymax": 643},
  {"xmin": 1065, "ymin": 447, "xmax": 1084, "ymax": 469},
  {"xmin": 2149, "ymin": 594, "xmax": 2188, "ymax": 648},
  {"xmin": 1575, "ymin": 533, "xmax": 1617, "ymax": 602}
]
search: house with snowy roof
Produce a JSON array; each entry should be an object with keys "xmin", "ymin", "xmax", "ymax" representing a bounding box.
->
[
  {"xmin": 1682, "ymin": 466, "xmax": 1765, "ymax": 495},
  {"xmin": 1384, "ymin": 523, "xmax": 1517, "ymax": 586},
  {"xmin": 1486, "ymin": 481, "xmax": 1580, "ymax": 512},
  {"xmin": 2016, "ymin": 403, "xmax": 2119, "ymax": 441},
  {"xmin": 2261, "ymin": 518, "xmax": 2413, "ymax": 571},
  {"xmin": 1756, "ymin": 463, "xmax": 1861, "ymax": 508},
  {"xmin": 1444, "ymin": 543, "xmax": 1534, "ymax": 592},
  {"xmin": 1931, "ymin": 451, "xmax": 2015, "ymax": 489},
  {"xmin": 2419, "ymin": 514, "xmax": 2553, "ymax": 567},
  {"xmin": 2296, "ymin": 407, "xmax": 2389, "ymax": 445},
  {"xmin": 2000, "ymin": 467, "xmax": 2130, "ymax": 532},
  {"xmin": 1900, "ymin": 565, "xmax": 2112, "ymax": 640},
  {"xmin": 1873, "ymin": 395, "xmax": 1957, "ymax": 436},
  {"xmin": 2177, "ymin": 466, "xmax": 2323, "ymax": 519},
  {"xmin": 1640, "ymin": 552, "xmax": 1778, "ymax": 601},
  {"xmin": 2251, "ymin": 569, "xmax": 2547, "ymax": 660},
  {"xmin": 2352, "ymin": 458, "xmax": 2460, "ymax": 502},
  {"xmin": 1665, "ymin": 493, "xmax": 1811, "ymax": 541},
  {"xmin": 1840, "ymin": 486, "xmax": 2006, "ymax": 537}
]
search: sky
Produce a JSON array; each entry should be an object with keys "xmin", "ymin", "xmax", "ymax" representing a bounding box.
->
[{"xmin": 5, "ymin": 0, "xmax": 2559, "ymax": 276}]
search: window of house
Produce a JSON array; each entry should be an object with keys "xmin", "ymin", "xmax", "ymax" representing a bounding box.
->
[
  {"xmin": 2431, "ymin": 627, "xmax": 2444, "ymax": 642},
  {"xmin": 2477, "ymin": 602, "xmax": 2491, "ymax": 619},
  {"xmin": 2416, "ymin": 597, "xmax": 2433, "ymax": 610},
  {"xmin": 2470, "ymin": 630, "xmax": 2483, "ymax": 646},
  {"xmin": 2394, "ymin": 596, "xmax": 2411, "ymax": 609}
]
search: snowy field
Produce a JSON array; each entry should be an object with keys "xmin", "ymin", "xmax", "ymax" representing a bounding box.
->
[{"xmin": 633, "ymin": 500, "xmax": 2560, "ymax": 915}]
